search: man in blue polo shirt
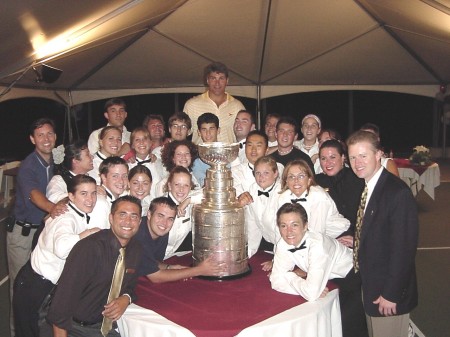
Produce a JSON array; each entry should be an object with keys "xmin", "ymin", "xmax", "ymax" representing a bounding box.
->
[{"xmin": 7, "ymin": 118, "xmax": 67, "ymax": 336}]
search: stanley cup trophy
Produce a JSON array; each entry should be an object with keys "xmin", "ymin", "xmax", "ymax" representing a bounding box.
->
[{"xmin": 192, "ymin": 142, "xmax": 251, "ymax": 279}]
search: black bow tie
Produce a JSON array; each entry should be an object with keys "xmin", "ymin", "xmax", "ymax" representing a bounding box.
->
[
  {"xmin": 239, "ymin": 141, "xmax": 246, "ymax": 149},
  {"xmin": 96, "ymin": 152, "xmax": 107, "ymax": 161},
  {"xmin": 288, "ymin": 241, "xmax": 307, "ymax": 253},
  {"xmin": 69, "ymin": 203, "xmax": 90, "ymax": 224},
  {"xmin": 291, "ymin": 197, "xmax": 307, "ymax": 203},
  {"xmin": 137, "ymin": 158, "xmax": 152, "ymax": 165},
  {"xmin": 258, "ymin": 182, "xmax": 276, "ymax": 198},
  {"xmin": 105, "ymin": 189, "xmax": 114, "ymax": 203}
]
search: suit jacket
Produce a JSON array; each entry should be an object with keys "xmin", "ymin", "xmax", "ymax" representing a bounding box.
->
[{"xmin": 359, "ymin": 169, "xmax": 418, "ymax": 316}]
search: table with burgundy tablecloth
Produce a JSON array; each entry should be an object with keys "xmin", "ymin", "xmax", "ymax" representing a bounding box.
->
[
  {"xmin": 118, "ymin": 251, "xmax": 342, "ymax": 337},
  {"xmin": 393, "ymin": 158, "xmax": 440, "ymax": 199}
]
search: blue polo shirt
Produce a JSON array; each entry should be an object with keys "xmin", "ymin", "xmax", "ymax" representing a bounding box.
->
[{"xmin": 14, "ymin": 151, "xmax": 54, "ymax": 224}]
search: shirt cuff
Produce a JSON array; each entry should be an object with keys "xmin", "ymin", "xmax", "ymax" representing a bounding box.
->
[{"xmin": 122, "ymin": 293, "xmax": 132, "ymax": 305}]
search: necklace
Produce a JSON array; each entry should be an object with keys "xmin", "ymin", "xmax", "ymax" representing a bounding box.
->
[{"xmin": 278, "ymin": 147, "xmax": 293, "ymax": 155}]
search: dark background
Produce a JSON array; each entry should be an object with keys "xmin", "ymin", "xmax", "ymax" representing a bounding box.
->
[{"xmin": 0, "ymin": 90, "xmax": 440, "ymax": 161}]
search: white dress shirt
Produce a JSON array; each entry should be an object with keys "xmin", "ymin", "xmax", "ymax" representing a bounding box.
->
[
  {"xmin": 246, "ymin": 180, "xmax": 282, "ymax": 256},
  {"xmin": 87, "ymin": 151, "xmax": 109, "ymax": 184},
  {"xmin": 31, "ymin": 203, "xmax": 108, "ymax": 284},
  {"xmin": 277, "ymin": 185, "xmax": 350, "ymax": 238},
  {"xmin": 46, "ymin": 173, "xmax": 74, "ymax": 203},
  {"xmin": 164, "ymin": 192, "xmax": 193, "ymax": 259},
  {"xmin": 270, "ymin": 231, "xmax": 353, "ymax": 301}
]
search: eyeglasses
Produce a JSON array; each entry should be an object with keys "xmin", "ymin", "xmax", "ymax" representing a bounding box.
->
[
  {"xmin": 170, "ymin": 124, "xmax": 189, "ymax": 130},
  {"xmin": 287, "ymin": 174, "xmax": 307, "ymax": 181}
]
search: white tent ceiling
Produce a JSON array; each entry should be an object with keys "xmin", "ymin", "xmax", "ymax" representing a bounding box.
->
[{"xmin": 1, "ymin": 0, "xmax": 450, "ymax": 105}]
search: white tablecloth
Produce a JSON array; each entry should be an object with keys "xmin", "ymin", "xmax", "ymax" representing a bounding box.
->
[
  {"xmin": 118, "ymin": 289, "xmax": 342, "ymax": 337},
  {"xmin": 398, "ymin": 163, "xmax": 440, "ymax": 199}
]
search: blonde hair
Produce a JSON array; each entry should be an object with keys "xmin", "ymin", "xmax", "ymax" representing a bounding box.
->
[{"xmin": 254, "ymin": 156, "xmax": 278, "ymax": 173}]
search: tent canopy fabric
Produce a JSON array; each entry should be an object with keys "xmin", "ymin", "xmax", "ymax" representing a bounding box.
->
[{"xmin": 1, "ymin": 0, "xmax": 450, "ymax": 105}]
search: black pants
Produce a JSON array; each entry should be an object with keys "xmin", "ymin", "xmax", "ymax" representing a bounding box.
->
[
  {"xmin": 333, "ymin": 270, "xmax": 369, "ymax": 337},
  {"xmin": 13, "ymin": 261, "xmax": 55, "ymax": 337}
]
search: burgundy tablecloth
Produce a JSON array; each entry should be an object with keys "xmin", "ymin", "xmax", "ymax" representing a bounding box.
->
[
  {"xmin": 135, "ymin": 251, "xmax": 335, "ymax": 337},
  {"xmin": 393, "ymin": 158, "xmax": 432, "ymax": 175}
]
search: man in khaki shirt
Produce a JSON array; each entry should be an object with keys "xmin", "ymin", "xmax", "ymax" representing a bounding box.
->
[{"xmin": 183, "ymin": 62, "xmax": 245, "ymax": 144}]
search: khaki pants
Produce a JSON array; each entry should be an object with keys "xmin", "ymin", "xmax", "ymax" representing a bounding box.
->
[{"xmin": 366, "ymin": 313, "xmax": 409, "ymax": 337}]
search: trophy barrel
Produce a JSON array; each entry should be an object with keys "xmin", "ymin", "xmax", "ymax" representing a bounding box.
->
[{"xmin": 192, "ymin": 205, "xmax": 250, "ymax": 279}]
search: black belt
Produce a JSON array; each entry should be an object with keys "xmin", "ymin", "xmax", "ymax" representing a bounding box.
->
[
  {"xmin": 16, "ymin": 220, "xmax": 40, "ymax": 228},
  {"xmin": 16, "ymin": 220, "xmax": 41, "ymax": 236},
  {"xmin": 72, "ymin": 318, "xmax": 103, "ymax": 327},
  {"xmin": 73, "ymin": 318, "xmax": 117, "ymax": 329}
]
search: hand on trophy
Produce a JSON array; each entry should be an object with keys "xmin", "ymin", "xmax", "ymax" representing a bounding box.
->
[
  {"xmin": 237, "ymin": 192, "xmax": 253, "ymax": 207},
  {"xmin": 197, "ymin": 255, "xmax": 228, "ymax": 277}
]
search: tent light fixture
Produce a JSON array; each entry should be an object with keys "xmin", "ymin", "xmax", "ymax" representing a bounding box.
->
[{"xmin": 33, "ymin": 64, "xmax": 63, "ymax": 83}]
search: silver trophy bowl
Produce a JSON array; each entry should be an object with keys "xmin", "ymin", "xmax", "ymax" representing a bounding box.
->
[{"xmin": 197, "ymin": 142, "xmax": 239, "ymax": 167}]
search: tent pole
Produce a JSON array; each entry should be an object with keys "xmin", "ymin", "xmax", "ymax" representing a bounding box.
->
[
  {"xmin": 256, "ymin": 84, "xmax": 261, "ymax": 129},
  {"xmin": 348, "ymin": 90, "xmax": 354, "ymax": 135},
  {"xmin": 67, "ymin": 91, "xmax": 74, "ymax": 143},
  {"xmin": 175, "ymin": 93, "xmax": 179, "ymax": 112}
]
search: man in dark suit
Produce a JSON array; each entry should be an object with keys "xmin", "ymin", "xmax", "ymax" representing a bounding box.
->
[{"xmin": 347, "ymin": 130, "xmax": 418, "ymax": 337}]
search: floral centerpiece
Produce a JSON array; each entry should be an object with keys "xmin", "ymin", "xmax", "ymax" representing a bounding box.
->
[{"xmin": 409, "ymin": 145, "xmax": 431, "ymax": 165}]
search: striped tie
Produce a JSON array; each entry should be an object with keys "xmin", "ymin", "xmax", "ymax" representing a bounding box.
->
[
  {"xmin": 101, "ymin": 248, "xmax": 125, "ymax": 336},
  {"xmin": 353, "ymin": 184, "xmax": 368, "ymax": 272}
]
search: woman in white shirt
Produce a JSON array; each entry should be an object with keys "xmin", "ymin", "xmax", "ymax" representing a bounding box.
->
[
  {"xmin": 88, "ymin": 126, "xmax": 122, "ymax": 184},
  {"xmin": 128, "ymin": 127, "xmax": 162, "ymax": 185},
  {"xmin": 246, "ymin": 156, "xmax": 282, "ymax": 257},
  {"xmin": 270, "ymin": 202, "xmax": 352, "ymax": 301},
  {"xmin": 270, "ymin": 202, "xmax": 368, "ymax": 337},
  {"xmin": 128, "ymin": 165, "xmax": 153, "ymax": 216},
  {"xmin": 14, "ymin": 175, "xmax": 104, "ymax": 336},
  {"xmin": 277, "ymin": 159, "xmax": 350, "ymax": 239},
  {"xmin": 47, "ymin": 140, "xmax": 94, "ymax": 203},
  {"xmin": 163, "ymin": 166, "xmax": 195, "ymax": 259}
]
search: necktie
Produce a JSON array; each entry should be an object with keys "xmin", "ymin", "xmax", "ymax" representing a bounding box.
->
[
  {"xmin": 288, "ymin": 241, "xmax": 307, "ymax": 252},
  {"xmin": 101, "ymin": 248, "xmax": 126, "ymax": 336},
  {"xmin": 239, "ymin": 141, "xmax": 246, "ymax": 149},
  {"xmin": 291, "ymin": 197, "xmax": 307, "ymax": 203},
  {"xmin": 353, "ymin": 184, "xmax": 368, "ymax": 272}
]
